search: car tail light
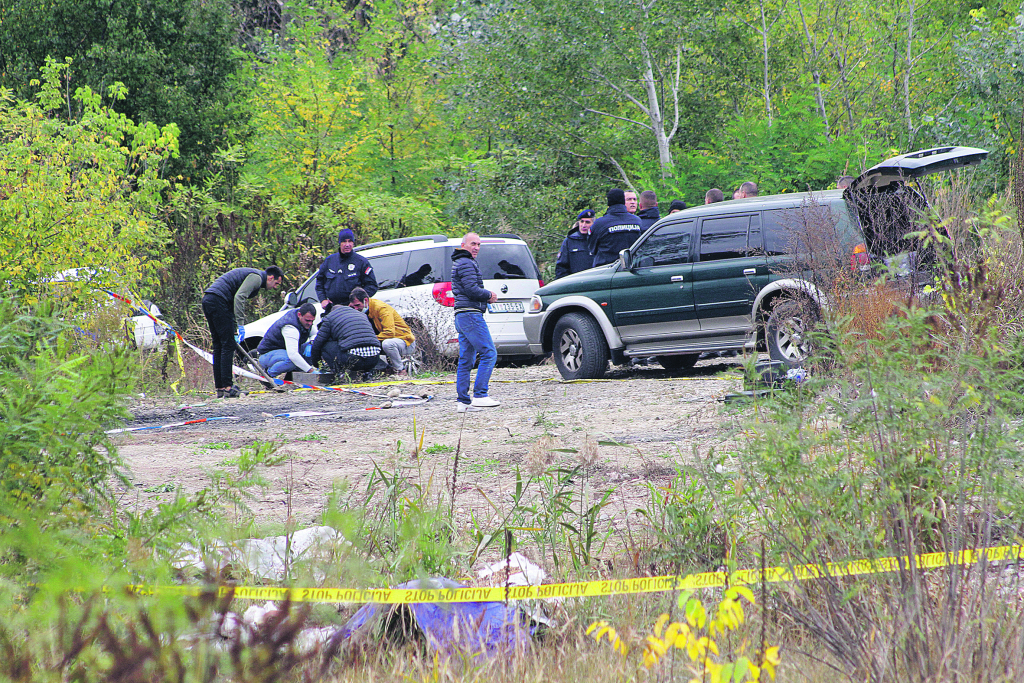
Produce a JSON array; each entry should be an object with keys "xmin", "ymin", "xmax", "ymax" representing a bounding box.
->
[
  {"xmin": 850, "ymin": 243, "xmax": 870, "ymax": 272},
  {"xmin": 538, "ymin": 278, "xmax": 544, "ymax": 287},
  {"xmin": 432, "ymin": 282, "xmax": 454, "ymax": 307}
]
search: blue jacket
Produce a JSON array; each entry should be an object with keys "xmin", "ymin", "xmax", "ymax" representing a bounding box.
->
[
  {"xmin": 451, "ymin": 248, "xmax": 491, "ymax": 313},
  {"xmin": 256, "ymin": 309, "xmax": 311, "ymax": 354},
  {"xmin": 587, "ymin": 205, "xmax": 644, "ymax": 267},
  {"xmin": 555, "ymin": 229, "xmax": 592, "ymax": 279},
  {"xmin": 315, "ymin": 250, "xmax": 378, "ymax": 305}
]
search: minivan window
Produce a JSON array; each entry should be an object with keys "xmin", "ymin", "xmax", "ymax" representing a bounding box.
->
[
  {"xmin": 633, "ymin": 220, "xmax": 694, "ymax": 267},
  {"xmin": 476, "ymin": 245, "xmax": 541, "ymax": 280},
  {"xmin": 402, "ymin": 248, "xmax": 446, "ymax": 287},
  {"xmin": 368, "ymin": 253, "xmax": 408, "ymax": 290},
  {"xmin": 698, "ymin": 215, "xmax": 750, "ymax": 261}
]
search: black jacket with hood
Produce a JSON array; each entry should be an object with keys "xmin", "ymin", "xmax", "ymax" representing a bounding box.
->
[{"xmin": 587, "ymin": 205, "xmax": 643, "ymax": 267}]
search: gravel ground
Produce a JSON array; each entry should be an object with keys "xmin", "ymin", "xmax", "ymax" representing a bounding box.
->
[{"xmin": 113, "ymin": 357, "xmax": 748, "ymax": 543}]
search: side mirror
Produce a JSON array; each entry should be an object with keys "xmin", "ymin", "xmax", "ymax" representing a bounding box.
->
[
  {"xmin": 284, "ymin": 291, "xmax": 299, "ymax": 308},
  {"xmin": 619, "ymin": 249, "xmax": 631, "ymax": 270}
]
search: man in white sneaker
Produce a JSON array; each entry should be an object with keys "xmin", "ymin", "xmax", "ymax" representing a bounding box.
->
[{"xmin": 451, "ymin": 232, "xmax": 500, "ymax": 413}]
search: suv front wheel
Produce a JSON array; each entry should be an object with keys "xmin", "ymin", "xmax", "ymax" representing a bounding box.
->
[
  {"xmin": 765, "ymin": 298, "xmax": 820, "ymax": 368},
  {"xmin": 552, "ymin": 313, "xmax": 609, "ymax": 380}
]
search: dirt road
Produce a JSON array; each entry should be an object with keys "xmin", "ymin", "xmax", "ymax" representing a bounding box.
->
[{"xmin": 113, "ymin": 358, "xmax": 746, "ymax": 540}]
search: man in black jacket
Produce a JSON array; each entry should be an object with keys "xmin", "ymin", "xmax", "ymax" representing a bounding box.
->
[
  {"xmin": 308, "ymin": 304, "xmax": 382, "ymax": 377},
  {"xmin": 202, "ymin": 266, "xmax": 284, "ymax": 397},
  {"xmin": 451, "ymin": 232, "xmax": 499, "ymax": 413},
  {"xmin": 587, "ymin": 189, "xmax": 644, "ymax": 267},
  {"xmin": 554, "ymin": 209, "xmax": 595, "ymax": 279},
  {"xmin": 315, "ymin": 228, "xmax": 378, "ymax": 312},
  {"xmin": 637, "ymin": 190, "xmax": 661, "ymax": 229}
]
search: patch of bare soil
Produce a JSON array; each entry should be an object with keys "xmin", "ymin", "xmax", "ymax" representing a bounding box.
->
[{"xmin": 113, "ymin": 358, "xmax": 747, "ymax": 542}]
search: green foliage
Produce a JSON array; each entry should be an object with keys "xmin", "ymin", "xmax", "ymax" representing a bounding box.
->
[
  {"xmin": 0, "ymin": 0, "xmax": 245, "ymax": 179},
  {"xmin": 0, "ymin": 302, "xmax": 132, "ymax": 528},
  {"xmin": 0, "ymin": 58, "xmax": 177, "ymax": 303}
]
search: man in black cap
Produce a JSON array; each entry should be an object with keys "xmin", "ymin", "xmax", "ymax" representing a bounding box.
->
[
  {"xmin": 202, "ymin": 265, "xmax": 284, "ymax": 397},
  {"xmin": 554, "ymin": 209, "xmax": 595, "ymax": 279},
  {"xmin": 668, "ymin": 199, "xmax": 688, "ymax": 214},
  {"xmin": 587, "ymin": 189, "xmax": 644, "ymax": 267},
  {"xmin": 315, "ymin": 228, "xmax": 378, "ymax": 312}
]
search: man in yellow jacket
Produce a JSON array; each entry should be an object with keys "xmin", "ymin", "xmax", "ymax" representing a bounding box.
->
[{"xmin": 348, "ymin": 287, "xmax": 416, "ymax": 376}]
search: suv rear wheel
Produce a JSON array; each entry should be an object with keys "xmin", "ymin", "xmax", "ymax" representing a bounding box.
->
[
  {"xmin": 765, "ymin": 298, "xmax": 820, "ymax": 368},
  {"xmin": 552, "ymin": 313, "xmax": 609, "ymax": 380}
]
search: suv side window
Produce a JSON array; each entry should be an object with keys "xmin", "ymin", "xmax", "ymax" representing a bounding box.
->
[
  {"xmin": 401, "ymin": 248, "xmax": 446, "ymax": 287},
  {"xmin": 763, "ymin": 208, "xmax": 804, "ymax": 256},
  {"xmin": 368, "ymin": 253, "xmax": 408, "ymax": 291},
  {"xmin": 476, "ymin": 245, "xmax": 541, "ymax": 280},
  {"xmin": 632, "ymin": 220, "xmax": 694, "ymax": 267},
  {"xmin": 697, "ymin": 215, "xmax": 751, "ymax": 261}
]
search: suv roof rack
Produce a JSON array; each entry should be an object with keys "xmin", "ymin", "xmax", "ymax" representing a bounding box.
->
[
  {"xmin": 481, "ymin": 234, "xmax": 524, "ymax": 241},
  {"xmin": 355, "ymin": 234, "xmax": 450, "ymax": 251}
]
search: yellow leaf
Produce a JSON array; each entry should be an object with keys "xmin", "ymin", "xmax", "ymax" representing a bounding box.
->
[{"xmin": 654, "ymin": 612, "xmax": 670, "ymax": 637}]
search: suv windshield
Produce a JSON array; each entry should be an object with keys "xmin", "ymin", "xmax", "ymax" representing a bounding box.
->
[{"xmin": 476, "ymin": 245, "xmax": 540, "ymax": 280}]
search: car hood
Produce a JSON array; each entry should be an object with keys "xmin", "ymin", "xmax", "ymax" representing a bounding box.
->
[
  {"xmin": 536, "ymin": 263, "xmax": 617, "ymax": 297},
  {"xmin": 851, "ymin": 146, "xmax": 988, "ymax": 191}
]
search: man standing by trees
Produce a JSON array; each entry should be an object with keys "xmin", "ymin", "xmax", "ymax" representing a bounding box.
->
[
  {"xmin": 588, "ymin": 189, "xmax": 643, "ymax": 267},
  {"xmin": 554, "ymin": 209, "xmax": 595, "ymax": 279},
  {"xmin": 637, "ymin": 190, "xmax": 661, "ymax": 228},
  {"xmin": 316, "ymin": 228, "xmax": 378, "ymax": 313},
  {"xmin": 202, "ymin": 265, "xmax": 284, "ymax": 398},
  {"xmin": 625, "ymin": 191, "xmax": 639, "ymax": 214}
]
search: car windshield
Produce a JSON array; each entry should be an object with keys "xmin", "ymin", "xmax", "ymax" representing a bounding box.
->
[{"xmin": 476, "ymin": 245, "xmax": 540, "ymax": 280}]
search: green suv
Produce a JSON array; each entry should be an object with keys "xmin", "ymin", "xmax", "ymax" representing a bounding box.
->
[{"xmin": 524, "ymin": 146, "xmax": 987, "ymax": 380}]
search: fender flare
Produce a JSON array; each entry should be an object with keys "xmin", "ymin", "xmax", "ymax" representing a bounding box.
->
[
  {"xmin": 751, "ymin": 278, "xmax": 830, "ymax": 320},
  {"xmin": 541, "ymin": 296, "xmax": 624, "ymax": 351}
]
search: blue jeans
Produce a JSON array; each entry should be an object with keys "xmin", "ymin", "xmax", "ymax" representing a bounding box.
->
[
  {"xmin": 455, "ymin": 311, "xmax": 496, "ymax": 404},
  {"xmin": 259, "ymin": 348, "xmax": 303, "ymax": 376}
]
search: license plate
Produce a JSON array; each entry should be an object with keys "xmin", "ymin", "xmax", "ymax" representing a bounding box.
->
[{"xmin": 487, "ymin": 301, "xmax": 525, "ymax": 314}]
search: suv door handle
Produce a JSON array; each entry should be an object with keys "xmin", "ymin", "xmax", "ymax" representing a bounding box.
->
[
  {"xmin": 670, "ymin": 275, "xmax": 685, "ymax": 282},
  {"xmin": 742, "ymin": 268, "xmax": 756, "ymax": 276}
]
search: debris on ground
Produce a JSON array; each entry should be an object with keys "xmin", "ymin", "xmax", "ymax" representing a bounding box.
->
[
  {"xmin": 335, "ymin": 577, "xmax": 536, "ymax": 656},
  {"xmin": 174, "ymin": 526, "xmax": 347, "ymax": 581}
]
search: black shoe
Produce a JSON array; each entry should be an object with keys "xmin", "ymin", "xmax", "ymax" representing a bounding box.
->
[
  {"xmin": 216, "ymin": 388, "xmax": 226, "ymax": 398},
  {"xmin": 223, "ymin": 385, "xmax": 244, "ymax": 398}
]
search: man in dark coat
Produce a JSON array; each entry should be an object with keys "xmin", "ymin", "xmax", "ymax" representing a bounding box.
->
[
  {"xmin": 637, "ymin": 190, "xmax": 661, "ymax": 229},
  {"xmin": 315, "ymin": 228, "xmax": 378, "ymax": 312},
  {"xmin": 308, "ymin": 304, "xmax": 382, "ymax": 377},
  {"xmin": 202, "ymin": 265, "xmax": 284, "ymax": 397},
  {"xmin": 587, "ymin": 189, "xmax": 644, "ymax": 267},
  {"xmin": 451, "ymin": 232, "xmax": 499, "ymax": 412},
  {"xmin": 554, "ymin": 209, "xmax": 595, "ymax": 279}
]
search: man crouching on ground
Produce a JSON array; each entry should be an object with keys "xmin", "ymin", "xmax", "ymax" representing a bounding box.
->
[
  {"xmin": 348, "ymin": 287, "xmax": 416, "ymax": 377},
  {"xmin": 452, "ymin": 233, "xmax": 499, "ymax": 413}
]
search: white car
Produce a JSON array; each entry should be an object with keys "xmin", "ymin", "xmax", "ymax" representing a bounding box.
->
[
  {"xmin": 244, "ymin": 234, "xmax": 546, "ymax": 366},
  {"xmin": 43, "ymin": 268, "xmax": 174, "ymax": 350}
]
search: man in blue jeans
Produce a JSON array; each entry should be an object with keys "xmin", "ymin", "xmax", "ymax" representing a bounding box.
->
[
  {"xmin": 451, "ymin": 232, "xmax": 500, "ymax": 413},
  {"xmin": 256, "ymin": 302, "xmax": 318, "ymax": 377}
]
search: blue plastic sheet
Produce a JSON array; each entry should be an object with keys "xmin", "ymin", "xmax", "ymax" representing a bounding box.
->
[{"xmin": 340, "ymin": 578, "xmax": 536, "ymax": 655}]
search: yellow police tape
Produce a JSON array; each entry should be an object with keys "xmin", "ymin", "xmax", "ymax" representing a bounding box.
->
[{"xmin": 124, "ymin": 544, "xmax": 1022, "ymax": 605}]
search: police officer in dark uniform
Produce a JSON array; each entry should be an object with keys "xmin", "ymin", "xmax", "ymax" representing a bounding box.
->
[
  {"xmin": 587, "ymin": 189, "xmax": 643, "ymax": 267},
  {"xmin": 202, "ymin": 265, "xmax": 284, "ymax": 397},
  {"xmin": 316, "ymin": 228, "xmax": 378, "ymax": 312},
  {"xmin": 554, "ymin": 209, "xmax": 595, "ymax": 279}
]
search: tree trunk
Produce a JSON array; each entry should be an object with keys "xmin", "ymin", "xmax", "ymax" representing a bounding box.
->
[{"xmin": 639, "ymin": 30, "xmax": 674, "ymax": 177}]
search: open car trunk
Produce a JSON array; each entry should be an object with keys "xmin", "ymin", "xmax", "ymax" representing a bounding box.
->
[{"xmin": 845, "ymin": 146, "xmax": 988, "ymax": 270}]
